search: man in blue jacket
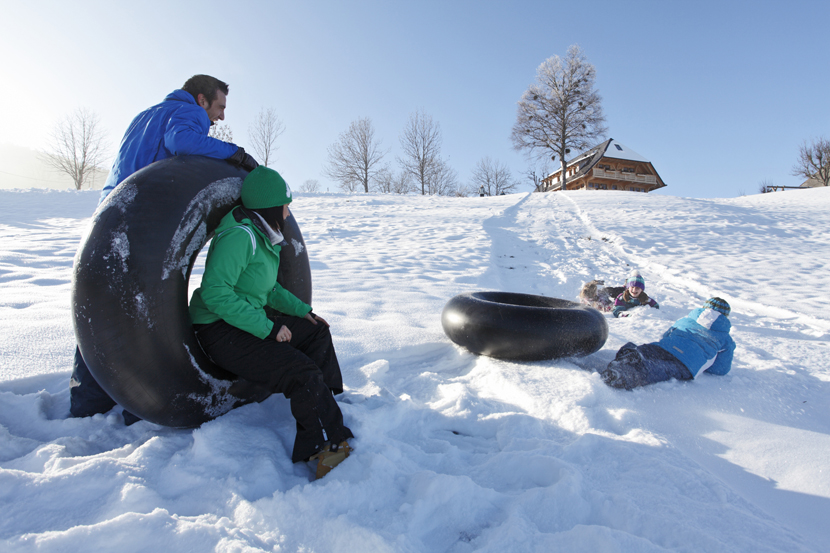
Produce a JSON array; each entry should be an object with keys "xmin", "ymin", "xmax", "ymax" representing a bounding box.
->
[
  {"xmin": 601, "ymin": 297, "xmax": 736, "ymax": 390},
  {"xmin": 70, "ymin": 74, "xmax": 259, "ymax": 423},
  {"xmin": 99, "ymin": 74, "xmax": 257, "ymax": 201}
]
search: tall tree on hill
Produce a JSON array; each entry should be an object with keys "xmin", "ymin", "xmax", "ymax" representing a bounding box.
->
[
  {"xmin": 324, "ymin": 117, "xmax": 386, "ymax": 193},
  {"xmin": 248, "ymin": 108, "xmax": 285, "ymax": 167},
  {"xmin": 41, "ymin": 108, "xmax": 109, "ymax": 190},
  {"xmin": 398, "ymin": 110, "xmax": 445, "ymax": 195},
  {"xmin": 511, "ymin": 45, "xmax": 607, "ymax": 190},
  {"xmin": 792, "ymin": 137, "xmax": 830, "ymax": 186}
]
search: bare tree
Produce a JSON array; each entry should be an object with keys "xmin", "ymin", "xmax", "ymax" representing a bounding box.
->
[
  {"xmin": 300, "ymin": 179, "xmax": 321, "ymax": 193},
  {"xmin": 398, "ymin": 110, "xmax": 445, "ymax": 195},
  {"xmin": 453, "ymin": 181, "xmax": 478, "ymax": 197},
  {"xmin": 248, "ymin": 108, "xmax": 285, "ymax": 167},
  {"xmin": 40, "ymin": 108, "xmax": 109, "ymax": 190},
  {"xmin": 472, "ymin": 157, "xmax": 517, "ymax": 196},
  {"xmin": 426, "ymin": 158, "xmax": 459, "ymax": 196},
  {"xmin": 375, "ymin": 165, "xmax": 413, "ymax": 194},
  {"xmin": 323, "ymin": 117, "xmax": 386, "ymax": 193},
  {"xmin": 208, "ymin": 122, "xmax": 234, "ymax": 143},
  {"xmin": 336, "ymin": 178, "xmax": 362, "ymax": 193},
  {"xmin": 792, "ymin": 137, "xmax": 830, "ymax": 186},
  {"xmin": 511, "ymin": 45, "xmax": 607, "ymax": 190},
  {"xmin": 525, "ymin": 159, "xmax": 552, "ymax": 192}
]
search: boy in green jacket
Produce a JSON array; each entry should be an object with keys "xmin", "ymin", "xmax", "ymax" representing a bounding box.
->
[{"xmin": 190, "ymin": 166, "xmax": 353, "ymax": 478}]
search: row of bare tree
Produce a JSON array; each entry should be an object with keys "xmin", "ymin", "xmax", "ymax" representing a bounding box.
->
[
  {"xmin": 320, "ymin": 111, "xmax": 519, "ymax": 196},
  {"xmin": 43, "ymin": 44, "xmax": 829, "ymax": 194},
  {"xmin": 39, "ymin": 107, "xmax": 287, "ymax": 190},
  {"xmin": 40, "ymin": 105, "xmax": 519, "ymax": 196}
]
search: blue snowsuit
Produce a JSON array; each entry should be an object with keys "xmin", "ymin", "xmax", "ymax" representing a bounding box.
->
[
  {"xmin": 601, "ymin": 307, "xmax": 735, "ymax": 390},
  {"xmin": 72, "ymin": 90, "xmax": 240, "ymax": 422},
  {"xmin": 99, "ymin": 89, "xmax": 238, "ymax": 201},
  {"xmin": 656, "ymin": 307, "xmax": 735, "ymax": 377}
]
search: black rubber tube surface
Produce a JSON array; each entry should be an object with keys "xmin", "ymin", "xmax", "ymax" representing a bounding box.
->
[
  {"xmin": 442, "ymin": 291, "xmax": 608, "ymax": 361},
  {"xmin": 72, "ymin": 156, "xmax": 312, "ymax": 427}
]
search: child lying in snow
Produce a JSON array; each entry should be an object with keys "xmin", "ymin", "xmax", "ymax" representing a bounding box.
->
[
  {"xmin": 612, "ymin": 271, "xmax": 659, "ymax": 318},
  {"xmin": 601, "ymin": 297, "xmax": 735, "ymax": 390}
]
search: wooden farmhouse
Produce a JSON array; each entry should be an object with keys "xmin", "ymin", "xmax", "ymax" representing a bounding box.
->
[
  {"xmin": 539, "ymin": 139, "xmax": 667, "ymax": 193},
  {"xmin": 799, "ymin": 176, "xmax": 825, "ymax": 188}
]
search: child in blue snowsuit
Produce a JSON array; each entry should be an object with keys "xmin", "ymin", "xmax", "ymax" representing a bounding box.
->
[
  {"xmin": 613, "ymin": 272, "xmax": 659, "ymax": 318},
  {"xmin": 601, "ymin": 297, "xmax": 735, "ymax": 390}
]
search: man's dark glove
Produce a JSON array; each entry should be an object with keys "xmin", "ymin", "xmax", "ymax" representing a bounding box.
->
[{"xmin": 227, "ymin": 147, "xmax": 259, "ymax": 172}]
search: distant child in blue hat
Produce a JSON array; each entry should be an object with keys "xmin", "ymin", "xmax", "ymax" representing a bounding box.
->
[
  {"xmin": 612, "ymin": 271, "xmax": 659, "ymax": 318},
  {"xmin": 601, "ymin": 297, "xmax": 736, "ymax": 390}
]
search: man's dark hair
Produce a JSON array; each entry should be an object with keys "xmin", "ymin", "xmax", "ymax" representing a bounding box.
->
[{"xmin": 182, "ymin": 75, "xmax": 229, "ymax": 105}]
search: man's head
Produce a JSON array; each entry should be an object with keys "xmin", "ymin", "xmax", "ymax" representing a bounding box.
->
[{"xmin": 182, "ymin": 75, "xmax": 229, "ymax": 123}]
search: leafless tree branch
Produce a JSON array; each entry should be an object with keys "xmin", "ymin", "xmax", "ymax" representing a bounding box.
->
[
  {"xmin": 248, "ymin": 108, "xmax": 285, "ymax": 167},
  {"xmin": 208, "ymin": 122, "xmax": 234, "ymax": 143},
  {"xmin": 511, "ymin": 45, "xmax": 607, "ymax": 189},
  {"xmin": 398, "ymin": 110, "xmax": 445, "ymax": 195},
  {"xmin": 792, "ymin": 137, "xmax": 830, "ymax": 186},
  {"xmin": 40, "ymin": 108, "xmax": 109, "ymax": 190},
  {"xmin": 324, "ymin": 117, "xmax": 386, "ymax": 193},
  {"xmin": 300, "ymin": 179, "xmax": 321, "ymax": 193},
  {"xmin": 472, "ymin": 157, "xmax": 518, "ymax": 196}
]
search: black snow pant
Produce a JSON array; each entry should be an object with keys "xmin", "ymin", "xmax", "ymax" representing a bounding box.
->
[
  {"xmin": 194, "ymin": 315, "xmax": 353, "ymax": 462},
  {"xmin": 69, "ymin": 347, "xmax": 140, "ymax": 425},
  {"xmin": 601, "ymin": 342, "xmax": 693, "ymax": 390}
]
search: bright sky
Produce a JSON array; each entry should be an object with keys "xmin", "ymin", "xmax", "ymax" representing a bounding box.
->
[{"xmin": 2, "ymin": 0, "xmax": 828, "ymax": 198}]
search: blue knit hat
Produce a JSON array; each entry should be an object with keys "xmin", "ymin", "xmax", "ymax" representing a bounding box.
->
[
  {"xmin": 703, "ymin": 297, "xmax": 730, "ymax": 317},
  {"xmin": 626, "ymin": 272, "xmax": 645, "ymax": 291}
]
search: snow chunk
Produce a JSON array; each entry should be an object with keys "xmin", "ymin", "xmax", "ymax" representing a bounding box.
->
[
  {"xmin": 290, "ymin": 238, "xmax": 304, "ymax": 257},
  {"xmin": 182, "ymin": 343, "xmax": 237, "ymax": 417},
  {"xmin": 161, "ymin": 177, "xmax": 243, "ymax": 280}
]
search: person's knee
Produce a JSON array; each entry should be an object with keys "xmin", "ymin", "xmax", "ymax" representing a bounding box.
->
[{"xmin": 279, "ymin": 364, "xmax": 325, "ymax": 397}]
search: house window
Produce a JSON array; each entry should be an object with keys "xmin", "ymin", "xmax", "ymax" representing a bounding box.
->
[
  {"xmin": 615, "ymin": 144, "xmax": 623, "ymax": 151},
  {"xmin": 612, "ymin": 185, "xmax": 618, "ymax": 190}
]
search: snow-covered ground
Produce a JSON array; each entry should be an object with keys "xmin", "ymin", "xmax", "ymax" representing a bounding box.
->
[{"xmin": 1, "ymin": 186, "xmax": 828, "ymax": 552}]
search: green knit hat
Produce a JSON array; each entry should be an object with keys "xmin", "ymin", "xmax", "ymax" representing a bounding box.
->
[{"xmin": 241, "ymin": 166, "xmax": 292, "ymax": 209}]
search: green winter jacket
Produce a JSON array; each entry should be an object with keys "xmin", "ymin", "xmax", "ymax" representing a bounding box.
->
[{"xmin": 189, "ymin": 206, "xmax": 311, "ymax": 339}]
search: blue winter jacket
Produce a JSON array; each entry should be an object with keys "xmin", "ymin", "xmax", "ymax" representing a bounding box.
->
[
  {"xmin": 656, "ymin": 308, "xmax": 735, "ymax": 377},
  {"xmin": 100, "ymin": 89, "xmax": 238, "ymax": 201}
]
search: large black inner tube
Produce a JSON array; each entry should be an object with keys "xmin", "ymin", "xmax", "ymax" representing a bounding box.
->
[
  {"xmin": 442, "ymin": 291, "xmax": 608, "ymax": 361},
  {"xmin": 72, "ymin": 156, "xmax": 312, "ymax": 428}
]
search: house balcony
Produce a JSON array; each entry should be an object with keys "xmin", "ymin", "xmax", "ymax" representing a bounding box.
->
[{"xmin": 592, "ymin": 168, "xmax": 657, "ymax": 184}]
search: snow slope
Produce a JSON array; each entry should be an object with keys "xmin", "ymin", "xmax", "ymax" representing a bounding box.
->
[{"xmin": 1, "ymin": 187, "xmax": 828, "ymax": 552}]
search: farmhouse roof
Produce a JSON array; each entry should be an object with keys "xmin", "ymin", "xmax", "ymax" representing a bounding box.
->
[{"xmin": 553, "ymin": 138, "xmax": 662, "ymax": 183}]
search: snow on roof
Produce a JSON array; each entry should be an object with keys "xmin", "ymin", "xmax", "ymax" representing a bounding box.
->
[
  {"xmin": 603, "ymin": 140, "xmax": 649, "ymax": 162},
  {"xmin": 543, "ymin": 139, "xmax": 656, "ymax": 184}
]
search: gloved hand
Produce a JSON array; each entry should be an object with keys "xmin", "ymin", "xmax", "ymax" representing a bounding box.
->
[{"xmin": 227, "ymin": 147, "xmax": 259, "ymax": 172}]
